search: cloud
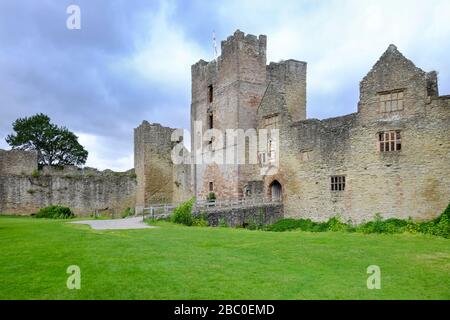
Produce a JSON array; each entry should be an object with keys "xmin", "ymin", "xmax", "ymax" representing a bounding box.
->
[
  {"xmin": 122, "ymin": 1, "xmax": 207, "ymax": 90},
  {"xmin": 213, "ymin": 0, "xmax": 450, "ymax": 118},
  {"xmin": 77, "ymin": 133, "xmax": 133, "ymax": 171},
  {"xmin": 0, "ymin": 0, "xmax": 449, "ymax": 171}
]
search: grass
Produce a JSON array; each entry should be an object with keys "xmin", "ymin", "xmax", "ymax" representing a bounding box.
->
[{"xmin": 0, "ymin": 216, "xmax": 449, "ymax": 299}]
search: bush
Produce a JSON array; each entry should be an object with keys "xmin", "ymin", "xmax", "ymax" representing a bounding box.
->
[
  {"xmin": 31, "ymin": 169, "xmax": 40, "ymax": 178},
  {"xmin": 121, "ymin": 207, "xmax": 134, "ymax": 218},
  {"xmin": 218, "ymin": 218, "xmax": 228, "ymax": 228},
  {"xmin": 266, "ymin": 218, "xmax": 326, "ymax": 232},
  {"xmin": 171, "ymin": 197, "xmax": 195, "ymax": 226},
  {"xmin": 192, "ymin": 217, "xmax": 209, "ymax": 227},
  {"xmin": 35, "ymin": 205, "xmax": 74, "ymax": 219},
  {"xmin": 435, "ymin": 213, "xmax": 450, "ymax": 238},
  {"xmin": 265, "ymin": 203, "xmax": 450, "ymax": 238},
  {"xmin": 207, "ymin": 192, "xmax": 216, "ymax": 202},
  {"xmin": 326, "ymin": 216, "xmax": 350, "ymax": 232}
]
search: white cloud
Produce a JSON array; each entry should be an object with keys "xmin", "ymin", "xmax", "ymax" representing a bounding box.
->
[
  {"xmin": 121, "ymin": 1, "xmax": 207, "ymax": 90},
  {"xmin": 77, "ymin": 132, "xmax": 133, "ymax": 171},
  {"xmin": 216, "ymin": 0, "xmax": 450, "ymax": 118}
]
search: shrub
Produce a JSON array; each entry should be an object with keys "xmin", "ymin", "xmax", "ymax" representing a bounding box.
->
[
  {"xmin": 207, "ymin": 192, "xmax": 216, "ymax": 202},
  {"xmin": 35, "ymin": 205, "xmax": 74, "ymax": 219},
  {"xmin": 246, "ymin": 221, "xmax": 258, "ymax": 230},
  {"xmin": 266, "ymin": 218, "xmax": 324, "ymax": 232},
  {"xmin": 31, "ymin": 169, "xmax": 40, "ymax": 178},
  {"xmin": 121, "ymin": 207, "xmax": 134, "ymax": 218},
  {"xmin": 171, "ymin": 197, "xmax": 195, "ymax": 226},
  {"xmin": 326, "ymin": 216, "xmax": 349, "ymax": 232},
  {"xmin": 356, "ymin": 214, "xmax": 407, "ymax": 234},
  {"xmin": 265, "ymin": 203, "xmax": 449, "ymax": 238},
  {"xmin": 435, "ymin": 213, "xmax": 450, "ymax": 238},
  {"xmin": 405, "ymin": 217, "xmax": 420, "ymax": 234},
  {"xmin": 218, "ymin": 218, "xmax": 228, "ymax": 228},
  {"xmin": 192, "ymin": 217, "xmax": 209, "ymax": 227}
]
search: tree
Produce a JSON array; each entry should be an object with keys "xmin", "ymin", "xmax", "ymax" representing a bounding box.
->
[{"xmin": 6, "ymin": 113, "xmax": 88, "ymax": 167}]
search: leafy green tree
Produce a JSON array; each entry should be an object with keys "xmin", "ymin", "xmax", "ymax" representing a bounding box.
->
[{"xmin": 6, "ymin": 113, "xmax": 88, "ymax": 166}]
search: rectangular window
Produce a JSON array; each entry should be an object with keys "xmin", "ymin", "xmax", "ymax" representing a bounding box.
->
[
  {"xmin": 208, "ymin": 85, "xmax": 213, "ymax": 103},
  {"xmin": 379, "ymin": 90, "xmax": 404, "ymax": 113},
  {"xmin": 379, "ymin": 130, "xmax": 401, "ymax": 152},
  {"xmin": 258, "ymin": 152, "xmax": 266, "ymax": 165},
  {"xmin": 208, "ymin": 113, "xmax": 213, "ymax": 129},
  {"xmin": 331, "ymin": 176, "xmax": 346, "ymax": 191},
  {"xmin": 209, "ymin": 182, "xmax": 214, "ymax": 192}
]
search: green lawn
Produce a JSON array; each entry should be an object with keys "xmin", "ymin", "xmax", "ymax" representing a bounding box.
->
[{"xmin": 0, "ymin": 216, "xmax": 449, "ymax": 300}]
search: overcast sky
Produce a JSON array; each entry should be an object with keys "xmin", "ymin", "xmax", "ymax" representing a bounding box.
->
[{"xmin": 1, "ymin": 0, "xmax": 449, "ymax": 171}]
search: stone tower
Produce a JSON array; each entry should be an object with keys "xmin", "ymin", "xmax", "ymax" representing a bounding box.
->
[
  {"xmin": 134, "ymin": 121, "xmax": 192, "ymax": 211},
  {"xmin": 134, "ymin": 121, "xmax": 175, "ymax": 212},
  {"xmin": 191, "ymin": 30, "xmax": 268, "ymax": 200},
  {"xmin": 190, "ymin": 30, "xmax": 307, "ymax": 200}
]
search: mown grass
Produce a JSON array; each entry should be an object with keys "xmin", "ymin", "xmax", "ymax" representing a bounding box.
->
[{"xmin": 0, "ymin": 216, "xmax": 449, "ymax": 299}]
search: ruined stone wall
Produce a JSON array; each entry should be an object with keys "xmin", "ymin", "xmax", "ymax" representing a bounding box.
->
[
  {"xmin": 266, "ymin": 59, "xmax": 307, "ymax": 122},
  {"xmin": 0, "ymin": 149, "xmax": 37, "ymax": 175},
  {"xmin": 273, "ymin": 45, "xmax": 450, "ymax": 223},
  {"xmin": 196, "ymin": 203, "xmax": 283, "ymax": 227},
  {"xmin": 134, "ymin": 121, "xmax": 174, "ymax": 210},
  {"xmin": 134, "ymin": 121, "xmax": 192, "ymax": 210},
  {"xmin": 134, "ymin": 32, "xmax": 449, "ymax": 224},
  {"xmin": 0, "ymin": 153, "xmax": 136, "ymax": 216}
]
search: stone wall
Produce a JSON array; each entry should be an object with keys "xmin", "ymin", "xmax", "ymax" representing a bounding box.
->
[
  {"xmin": 265, "ymin": 45, "xmax": 450, "ymax": 223},
  {"xmin": 197, "ymin": 203, "xmax": 283, "ymax": 227},
  {"xmin": 134, "ymin": 121, "xmax": 192, "ymax": 211},
  {"xmin": 134, "ymin": 31, "xmax": 449, "ymax": 225},
  {"xmin": 266, "ymin": 59, "xmax": 307, "ymax": 122},
  {"xmin": 0, "ymin": 149, "xmax": 37, "ymax": 175},
  {"xmin": 0, "ymin": 150, "xmax": 136, "ymax": 216}
]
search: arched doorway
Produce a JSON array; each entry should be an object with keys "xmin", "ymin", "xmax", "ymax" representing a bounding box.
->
[{"xmin": 269, "ymin": 180, "xmax": 282, "ymax": 202}]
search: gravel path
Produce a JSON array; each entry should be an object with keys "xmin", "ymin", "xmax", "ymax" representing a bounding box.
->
[{"xmin": 70, "ymin": 217, "xmax": 155, "ymax": 230}]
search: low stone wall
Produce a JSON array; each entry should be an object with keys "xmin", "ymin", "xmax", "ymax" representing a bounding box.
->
[{"xmin": 197, "ymin": 203, "xmax": 284, "ymax": 227}]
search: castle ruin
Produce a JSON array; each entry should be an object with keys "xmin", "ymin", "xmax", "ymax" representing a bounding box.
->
[
  {"xmin": 1, "ymin": 30, "xmax": 449, "ymax": 223},
  {"xmin": 134, "ymin": 30, "xmax": 450, "ymax": 223}
]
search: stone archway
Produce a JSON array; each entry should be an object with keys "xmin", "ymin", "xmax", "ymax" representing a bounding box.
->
[{"xmin": 269, "ymin": 180, "xmax": 282, "ymax": 202}]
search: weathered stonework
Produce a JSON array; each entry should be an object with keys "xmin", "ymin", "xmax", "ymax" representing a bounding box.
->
[
  {"xmin": 0, "ymin": 149, "xmax": 136, "ymax": 216},
  {"xmin": 259, "ymin": 43, "xmax": 450, "ymax": 223},
  {"xmin": 0, "ymin": 149, "xmax": 37, "ymax": 175},
  {"xmin": 134, "ymin": 121, "xmax": 192, "ymax": 212},
  {"xmin": 198, "ymin": 203, "xmax": 283, "ymax": 227},
  {"xmin": 135, "ymin": 30, "xmax": 449, "ymax": 223}
]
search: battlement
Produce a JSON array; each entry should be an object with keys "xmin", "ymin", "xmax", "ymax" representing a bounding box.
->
[
  {"xmin": 191, "ymin": 59, "xmax": 218, "ymax": 82},
  {"xmin": 267, "ymin": 59, "xmax": 307, "ymax": 84},
  {"xmin": 191, "ymin": 30, "xmax": 267, "ymax": 79},
  {"xmin": 220, "ymin": 29, "xmax": 267, "ymax": 60}
]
